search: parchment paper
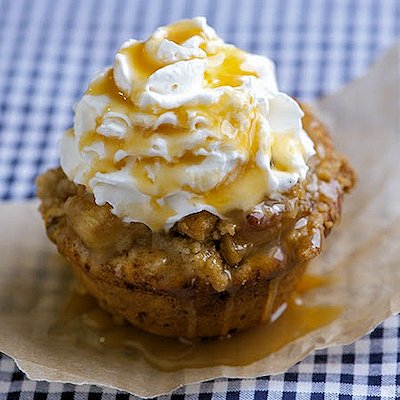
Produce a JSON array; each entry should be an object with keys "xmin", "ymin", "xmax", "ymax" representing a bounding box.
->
[{"xmin": 0, "ymin": 43, "xmax": 399, "ymax": 398}]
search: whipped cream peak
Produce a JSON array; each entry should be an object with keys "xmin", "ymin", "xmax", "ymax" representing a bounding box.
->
[{"xmin": 60, "ymin": 17, "xmax": 315, "ymax": 231}]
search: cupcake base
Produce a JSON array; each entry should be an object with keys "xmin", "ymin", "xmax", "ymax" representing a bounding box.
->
[{"xmin": 68, "ymin": 257, "xmax": 306, "ymax": 338}]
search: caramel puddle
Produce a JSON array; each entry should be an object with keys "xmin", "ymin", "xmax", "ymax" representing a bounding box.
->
[
  {"xmin": 53, "ymin": 274, "xmax": 341, "ymax": 372},
  {"xmin": 296, "ymin": 273, "xmax": 336, "ymax": 294}
]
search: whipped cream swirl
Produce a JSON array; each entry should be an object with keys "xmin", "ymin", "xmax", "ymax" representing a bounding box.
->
[{"xmin": 60, "ymin": 17, "xmax": 315, "ymax": 231}]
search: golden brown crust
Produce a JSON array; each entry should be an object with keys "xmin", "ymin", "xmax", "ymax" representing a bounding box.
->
[{"xmin": 36, "ymin": 105, "xmax": 355, "ymax": 338}]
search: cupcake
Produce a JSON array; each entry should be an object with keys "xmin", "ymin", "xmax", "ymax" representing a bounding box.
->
[{"xmin": 37, "ymin": 17, "xmax": 355, "ymax": 339}]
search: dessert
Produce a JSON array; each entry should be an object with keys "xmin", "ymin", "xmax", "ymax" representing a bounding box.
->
[{"xmin": 36, "ymin": 17, "xmax": 355, "ymax": 339}]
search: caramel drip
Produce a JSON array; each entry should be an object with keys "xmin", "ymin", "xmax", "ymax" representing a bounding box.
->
[
  {"xmin": 203, "ymin": 163, "xmax": 268, "ymax": 212},
  {"xmin": 165, "ymin": 20, "xmax": 203, "ymax": 45},
  {"xmin": 202, "ymin": 117, "xmax": 267, "ymax": 213},
  {"xmin": 296, "ymin": 274, "xmax": 335, "ymax": 294},
  {"xmin": 221, "ymin": 294, "xmax": 235, "ymax": 336},
  {"xmin": 81, "ymin": 70, "xmax": 132, "ymax": 183},
  {"xmin": 79, "ymin": 131, "xmax": 126, "ymax": 180},
  {"xmin": 205, "ymin": 47, "xmax": 258, "ymax": 88},
  {"xmin": 261, "ymin": 275, "xmax": 281, "ymax": 322},
  {"xmin": 120, "ymin": 42, "xmax": 161, "ymax": 81},
  {"xmin": 87, "ymin": 69, "xmax": 128, "ymax": 107},
  {"xmin": 52, "ymin": 274, "xmax": 341, "ymax": 371}
]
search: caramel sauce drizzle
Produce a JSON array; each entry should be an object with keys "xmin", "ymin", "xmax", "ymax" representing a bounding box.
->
[
  {"xmin": 165, "ymin": 20, "xmax": 203, "ymax": 45},
  {"xmin": 73, "ymin": 21, "xmax": 297, "ymax": 231},
  {"xmin": 120, "ymin": 42, "xmax": 161, "ymax": 82},
  {"xmin": 205, "ymin": 47, "xmax": 258, "ymax": 88},
  {"xmin": 87, "ymin": 69, "xmax": 128, "ymax": 106}
]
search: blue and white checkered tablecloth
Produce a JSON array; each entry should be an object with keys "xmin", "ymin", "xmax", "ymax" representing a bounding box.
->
[{"xmin": 0, "ymin": 0, "xmax": 399, "ymax": 398}]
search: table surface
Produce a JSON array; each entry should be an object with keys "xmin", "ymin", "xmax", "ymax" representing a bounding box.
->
[{"xmin": 0, "ymin": 0, "xmax": 399, "ymax": 398}]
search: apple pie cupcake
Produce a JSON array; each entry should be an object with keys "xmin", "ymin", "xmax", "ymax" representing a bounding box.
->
[{"xmin": 37, "ymin": 17, "xmax": 355, "ymax": 338}]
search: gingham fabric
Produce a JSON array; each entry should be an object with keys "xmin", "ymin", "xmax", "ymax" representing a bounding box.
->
[{"xmin": 0, "ymin": 0, "xmax": 399, "ymax": 398}]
